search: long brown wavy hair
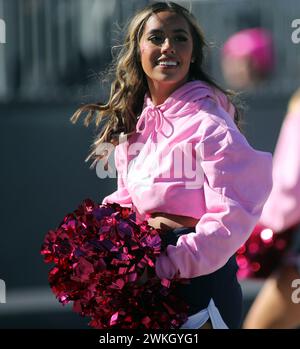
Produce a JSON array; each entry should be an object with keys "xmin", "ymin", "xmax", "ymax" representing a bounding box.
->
[{"xmin": 70, "ymin": 1, "xmax": 242, "ymax": 167}]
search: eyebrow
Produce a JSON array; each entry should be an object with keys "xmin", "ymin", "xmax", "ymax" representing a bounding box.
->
[{"xmin": 146, "ymin": 28, "xmax": 189, "ymax": 35}]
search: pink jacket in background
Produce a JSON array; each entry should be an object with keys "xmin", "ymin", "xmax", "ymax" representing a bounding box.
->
[
  {"xmin": 102, "ymin": 80, "xmax": 273, "ymax": 280},
  {"xmin": 259, "ymin": 112, "xmax": 300, "ymax": 232}
]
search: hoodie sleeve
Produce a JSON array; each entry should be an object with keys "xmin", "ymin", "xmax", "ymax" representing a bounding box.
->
[
  {"xmin": 259, "ymin": 112, "xmax": 300, "ymax": 232},
  {"xmin": 101, "ymin": 142, "xmax": 132, "ymax": 208},
  {"xmin": 155, "ymin": 118, "xmax": 273, "ymax": 280}
]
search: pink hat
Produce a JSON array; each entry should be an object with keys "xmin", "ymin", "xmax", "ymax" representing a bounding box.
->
[{"xmin": 222, "ymin": 28, "xmax": 274, "ymax": 75}]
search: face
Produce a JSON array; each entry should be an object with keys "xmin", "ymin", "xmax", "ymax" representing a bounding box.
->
[
  {"xmin": 222, "ymin": 55, "xmax": 254, "ymax": 90},
  {"xmin": 139, "ymin": 11, "xmax": 194, "ymax": 97}
]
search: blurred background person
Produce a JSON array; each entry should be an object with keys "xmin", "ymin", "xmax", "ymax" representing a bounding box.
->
[
  {"xmin": 221, "ymin": 28, "xmax": 274, "ymax": 90},
  {"xmin": 221, "ymin": 25, "xmax": 300, "ymax": 328},
  {"xmin": 242, "ymin": 89, "xmax": 300, "ymax": 329}
]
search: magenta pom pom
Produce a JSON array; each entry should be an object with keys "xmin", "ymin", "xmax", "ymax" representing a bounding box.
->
[
  {"xmin": 236, "ymin": 224, "xmax": 293, "ymax": 279},
  {"xmin": 41, "ymin": 199, "xmax": 188, "ymax": 329}
]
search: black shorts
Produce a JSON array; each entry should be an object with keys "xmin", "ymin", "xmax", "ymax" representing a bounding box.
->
[{"xmin": 162, "ymin": 227, "xmax": 243, "ymax": 329}]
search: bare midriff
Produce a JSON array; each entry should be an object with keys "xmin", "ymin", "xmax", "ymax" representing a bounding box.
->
[{"xmin": 147, "ymin": 212, "xmax": 199, "ymax": 232}]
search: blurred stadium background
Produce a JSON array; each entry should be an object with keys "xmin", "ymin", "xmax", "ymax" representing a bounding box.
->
[{"xmin": 0, "ymin": 0, "xmax": 300, "ymax": 328}]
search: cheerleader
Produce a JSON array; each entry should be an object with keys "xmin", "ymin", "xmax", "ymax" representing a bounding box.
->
[
  {"xmin": 243, "ymin": 89, "xmax": 300, "ymax": 329},
  {"xmin": 71, "ymin": 2, "xmax": 272, "ymax": 329}
]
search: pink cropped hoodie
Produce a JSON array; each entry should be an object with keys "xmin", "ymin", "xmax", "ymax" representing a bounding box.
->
[
  {"xmin": 259, "ymin": 111, "xmax": 300, "ymax": 232},
  {"xmin": 102, "ymin": 80, "xmax": 273, "ymax": 280}
]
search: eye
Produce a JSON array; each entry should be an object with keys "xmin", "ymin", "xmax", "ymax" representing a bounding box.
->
[{"xmin": 148, "ymin": 35, "xmax": 165, "ymax": 45}]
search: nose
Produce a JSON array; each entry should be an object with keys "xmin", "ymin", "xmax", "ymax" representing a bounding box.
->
[{"xmin": 161, "ymin": 38, "xmax": 175, "ymax": 54}]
